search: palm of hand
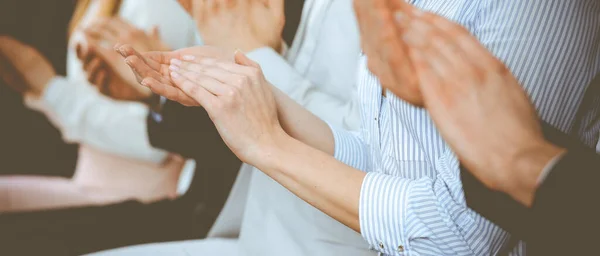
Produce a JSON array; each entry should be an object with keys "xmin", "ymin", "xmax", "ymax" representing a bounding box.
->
[{"xmin": 117, "ymin": 45, "xmax": 233, "ymax": 106}]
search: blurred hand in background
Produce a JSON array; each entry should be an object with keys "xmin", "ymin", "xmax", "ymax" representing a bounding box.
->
[
  {"xmin": 74, "ymin": 17, "xmax": 170, "ymax": 102},
  {"xmin": 0, "ymin": 36, "xmax": 56, "ymax": 98},
  {"xmin": 179, "ymin": 0, "xmax": 285, "ymax": 53}
]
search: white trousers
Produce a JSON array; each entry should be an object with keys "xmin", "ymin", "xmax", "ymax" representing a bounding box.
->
[{"xmin": 86, "ymin": 238, "xmax": 239, "ymax": 256}]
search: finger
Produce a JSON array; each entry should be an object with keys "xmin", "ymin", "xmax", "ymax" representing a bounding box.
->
[
  {"xmin": 83, "ymin": 56, "xmax": 103, "ymax": 75},
  {"xmin": 170, "ymin": 59, "xmax": 242, "ymax": 86},
  {"xmin": 85, "ymin": 58, "xmax": 105, "ymax": 85},
  {"xmin": 124, "ymin": 55, "xmax": 168, "ymax": 85},
  {"xmin": 89, "ymin": 18, "xmax": 120, "ymax": 38},
  {"xmin": 117, "ymin": 45, "xmax": 162, "ymax": 71},
  {"xmin": 207, "ymin": 0, "xmax": 219, "ymax": 12},
  {"xmin": 106, "ymin": 18, "xmax": 133, "ymax": 38},
  {"xmin": 169, "ymin": 71, "xmax": 217, "ymax": 108},
  {"xmin": 170, "ymin": 69, "xmax": 229, "ymax": 96},
  {"xmin": 424, "ymin": 12, "xmax": 502, "ymax": 72},
  {"xmin": 140, "ymin": 76, "xmax": 196, "ymax": 106},
  {"xmin": 96, "ymin": 70, "xmax": 111, "ymax": 95},
  {"xmin": 408, "ymin": 48, "xmax": 447, "ymax": 108},
  {"xmin": 180, "ymin": 55, "xmax": 257, "ymax": 78},
  {"xmin": 89, "ymin": 39, "xmax": 119, "ymax": 63},
  {"xmin": 83, "ymin": 25, "xmax": 118, "ymax": 44},
  {"xmin": 234, "ymin": 51, "xmax": 260, "ymax": 69}
]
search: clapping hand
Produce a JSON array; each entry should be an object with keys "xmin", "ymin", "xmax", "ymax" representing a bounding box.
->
[
  {"xmin": 119, "ymin": 44, "xmax": 284, "ymax": 166},
  {"xmin": 0, "ymin": 36, "xmax": 55, "ymax": 97},
  {"xmin": 74, "ymin": 17, "xmax": 170, "ymax": 101},
  {"xmin": 115, "ymin": 44, "xmax": 234, "ymax": 106},
  {"xmin": 192, "ymin": 0, "xmax": 285, "ymax": 53},
  {"xmin": 395, "ymin": 5, "xmax": 564, "ymax": 205}
]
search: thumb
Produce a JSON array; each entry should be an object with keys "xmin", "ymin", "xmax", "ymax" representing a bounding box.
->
[{"xmin": 234, "ymin": 50, "xmax": 260, "ymax": 68}]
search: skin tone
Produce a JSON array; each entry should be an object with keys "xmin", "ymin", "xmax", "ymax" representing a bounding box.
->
[
  {"xmin": 177, "ymin": 0, "xmax": 285, "ymax": 53},
  {"xmin": 0, "ymin": 36, "xmax": 56, "ymax": 97},
  {"xmin": 398, "ymin": 10, "xmax": 565, "ymax": 207},
  {"xmin": 118, "ymin": 0, "xmax": 418, "ymax": 232},
  {"xmin": 120, "ymin": 0, "xmax": 561, "ymax": 233},
  {"xmin": 0, "ymin": 19, "xmax": 168, "ymax": 103},
  {"xmin": 78, "ymin": 17, "xmax": 170, "ymax": 101}
]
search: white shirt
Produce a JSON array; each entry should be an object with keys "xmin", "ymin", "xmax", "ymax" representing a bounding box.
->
[
  {"xmin": 25, "ymin": 0, "xmax": 199, "ymax": 195},
  {"xmin": 330, "ymin": 0, "xmax": 600, "ymax": 255},
  {"xmin": 211, "ymin": 0, "xmax": 374, "ymax": 255}
]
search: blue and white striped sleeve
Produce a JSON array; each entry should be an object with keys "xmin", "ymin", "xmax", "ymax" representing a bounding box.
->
[
  {"xmin": 328, "ymin": 124, "xmax": 371, "ymax": 172},
  {"xmin": 359, "ymin": 158, "xmax": 508, "ymax": 255}
]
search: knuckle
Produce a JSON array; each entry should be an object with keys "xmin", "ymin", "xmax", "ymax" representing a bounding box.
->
[
  {"xmin": 234, "ymin": 76, "xmax": 246, "ymax": 87},
  {"xmin": 226, "ymin": 87, "xmax": 238, "ymax": 97}
]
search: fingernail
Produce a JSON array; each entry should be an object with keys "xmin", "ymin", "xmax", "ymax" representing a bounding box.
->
[
  {"xmin": 169, "ymin": 64, "xmax": 179, "ymax": 71},
  {"xmin": 182, "ymin": 55, "xmax": 195, "ymax": 61},
  {"xmin": 141, "ymin": 80, "xmax": 148, "ymax": 86},
  {"xmin": 170, "ymin": 71, "xmax": 180, "ymax": 79},
  {"xmin": 170, "ymin": 59, "xmax": 182, "ymax": 66}
]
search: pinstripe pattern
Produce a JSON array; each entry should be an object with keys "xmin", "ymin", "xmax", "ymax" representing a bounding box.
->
[{"xmin": 330, "ymin": 0, "xmax": 600, "ymax": 255}]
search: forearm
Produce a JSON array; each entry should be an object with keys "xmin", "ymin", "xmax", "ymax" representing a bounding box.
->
[
  {"xmin": 272, "ymin": 86, "xmax": 335, "ymax": 155},
  {"xmin": 244, "ymin": 47, "xmax": 336, "ymax": 155},
  {"xmin": 256, "ymin": 131, "xmax": 364, "ymax": 232},
  {"xmin": 0, "ymin": 176, "xmax": 121, "ymax": 213}
]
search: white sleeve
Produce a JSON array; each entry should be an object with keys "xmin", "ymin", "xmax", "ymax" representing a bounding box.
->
[
  {"xmin": 246, "ymin": 47, "xmax": 359, "ymax": 130},
  {"xmin": 25, "ymin": 77, "xmax": 168, "ymax": 164}
]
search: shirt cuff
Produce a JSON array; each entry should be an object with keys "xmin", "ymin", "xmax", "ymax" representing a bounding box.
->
[
  {"xmin": 23, "ymin": 76, "xmax": 67, "ymax": 112},
  {"xmin": 327, "ymin": 122, "xmax": 370, "ymax": 172},
  {"xmin": 537, "ymin": 150, "xmax": 567, "ymax": 185},
  {"xmin": 360, "ymin": 172, "xmax": 411, "ymax": 255}
]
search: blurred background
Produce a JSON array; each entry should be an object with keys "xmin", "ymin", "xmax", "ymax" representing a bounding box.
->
[{"xmin": 0, "ymin": 0, "xmax": 303, "ymax": 176}]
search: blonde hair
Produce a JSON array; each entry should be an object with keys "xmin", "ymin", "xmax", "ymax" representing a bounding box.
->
[{"xmin": 68, "ymin": 0, "xmax": 123, "ymax": 37}]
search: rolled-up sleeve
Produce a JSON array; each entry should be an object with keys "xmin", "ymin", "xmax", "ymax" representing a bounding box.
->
[
  {"xmin": 360, "ymin": 155, "xmax": 508, "ymax": 255},
  {"xmin": 327, "ymin": 124, "xmax": 371, "ymax": 172}
]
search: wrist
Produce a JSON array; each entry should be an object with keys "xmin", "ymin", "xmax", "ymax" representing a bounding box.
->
[
  {"xmin": 507, "ymin": 141, "xmax": 565, "ymax": 207},
  {"xmin": 29, "ymin": 74, "xmax": 55, "ymax": 99},
  {"xmin": 250, "ymin": 127, "xmax": 292, "ymax": 169}
]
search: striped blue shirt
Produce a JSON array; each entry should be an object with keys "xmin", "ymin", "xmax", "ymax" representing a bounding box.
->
[{"xmin": 330, "ymin": 0, "xmax": 600, "ymax": 255}]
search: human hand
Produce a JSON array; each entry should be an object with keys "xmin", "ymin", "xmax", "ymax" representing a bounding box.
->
[
  {"xmin": 116, "ymin": 44, "xmax": 234, "ymax": 106},
  {"xmin": 0, "ymin": 36, "xmax": 55, "ymax": 97},
  {"xmin": 353, "ymin": 0, "xmax": 419, "ymax": 104},
  {"xmin": 167, "ymin": 51, "xmax": 285, "ymax": 165},
  {"xmin": 399, "ymin": 9, "xmax": 564, "ymax": 206},
  {"xmin": 79, "ymin": 18, "xmax": 170, "ymax": 100},
  {"xmin": 193, "ymin": 0, "xmax": 285, "ymax": 53}
]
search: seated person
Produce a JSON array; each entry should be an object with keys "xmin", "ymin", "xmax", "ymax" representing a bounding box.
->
[
  {"xmin": 0, "ymin": 0, "xmax": 197, "ymax": 214},
  {"xmin": 398, "ymin": 14, "xmax": 600, "ymax": 254},
  {"xmin": 121, "ymin": 0, "xmax": 600, "ymax": 255},
  {"xmin": 91, "ymin": 0, "xmax": 376, "ymax": 255}
]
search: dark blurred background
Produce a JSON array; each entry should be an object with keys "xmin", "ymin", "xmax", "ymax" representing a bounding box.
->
[
  {"xmin": 0, "ymin": 0, "xmax": 304, "ymax": 177},
  {"xmin": 0, "ymin": 0, "xmax": 78, "ymax": 177}
]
